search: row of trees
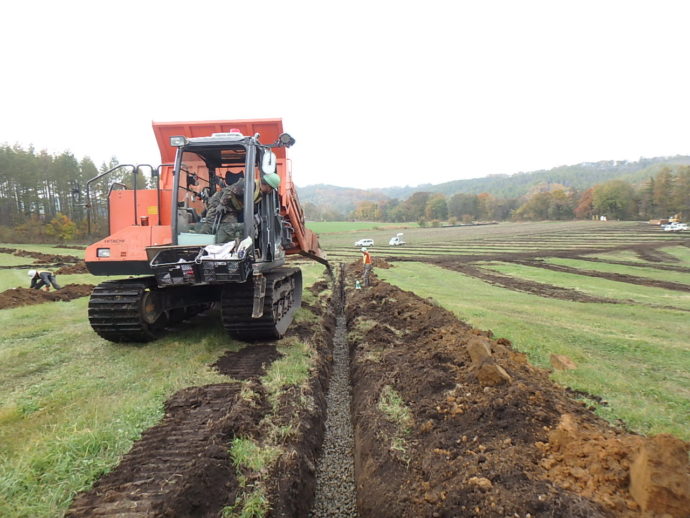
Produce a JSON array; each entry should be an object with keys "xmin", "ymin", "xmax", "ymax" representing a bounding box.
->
[
  {"xmin": 0, "ymin": 144, "xmax": 137, "ymax": 242},
  {"xmin": 2, "ymin": 144, "xmax": 689, "ymax": 242},
  {"xmin": 324, "ymin": 166, "xmax": 690, "ymax": 224}
]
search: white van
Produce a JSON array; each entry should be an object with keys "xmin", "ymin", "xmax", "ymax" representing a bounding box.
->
[{"xmin": 354, "ymin": 238, "xmax": 374, "ymax": 247}]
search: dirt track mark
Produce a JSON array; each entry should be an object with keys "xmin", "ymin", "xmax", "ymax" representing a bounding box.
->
[
  {"xmin": 576, "ymin": 256, "xmax": 690, "ymax": 273},
  {"xmin": 67, "ymin": 384, "xmax": 247, "ymax": 518},
  {"xmin": 426, "ymin": 262, "xmax": 690, "ymax": 312},
  {"xmin": 512, "ymin": 259, "xmax": 690, "ymax": 292},
  {"xmin": 433, "ymin": 263, "xmax": 621, "ymax": 303},
  {"xmin": 66, "ymin": 288, "xmax": 335, "ymax": 518},
  {"xmin": 213, "ymin": 344, "xmax": 283, "ymax": 380},
  {"xmin": 634, "ymin": 246, "xmax": 681, "ymax": 263},
  {"xmin": 387, "ymin": 239, "xmax": 689, "ymax": 264}
]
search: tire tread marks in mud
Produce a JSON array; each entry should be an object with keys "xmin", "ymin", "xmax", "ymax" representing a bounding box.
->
[
  {"xmin": 221, "ymin": 267, "xmax": 302, "ymax": 340},
  {"xmin": 213, "ymin": 344, "xmax": 283, "ymax": 380},
  {"xmin": 66, "ymin": 384, "xmax": 242, "ymax": 518}
]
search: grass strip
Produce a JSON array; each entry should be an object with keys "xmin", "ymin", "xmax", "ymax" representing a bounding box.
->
[
  {"xmin": 486, "ymin": 261, "xmax": 690, "ymax": 310},
  {"xmin": 0, "ymin": 298, "xmax": 232, "ymax": 518}
]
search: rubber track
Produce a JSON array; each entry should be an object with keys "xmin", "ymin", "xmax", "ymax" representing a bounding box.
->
[
  {"xmin": 66, "ymin": 384, "xmax": 240, "ymax": 518},
  {"xmin": 221, "ymin": 267, "xmax": 302, "ymax": 340},
  {"xmin": 88, "ymin": 278, "xmax": 162, "ymax": 343}
]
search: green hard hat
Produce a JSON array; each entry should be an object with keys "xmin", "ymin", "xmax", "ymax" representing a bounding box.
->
[{"xmin": 262, "ymin": 173, "xmax": 281, "ymax": 189}]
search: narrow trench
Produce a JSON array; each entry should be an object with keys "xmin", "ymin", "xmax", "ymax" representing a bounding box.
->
[{"xmin": 310, "ymin": 267, "xmax": 358, "ymax": 517}]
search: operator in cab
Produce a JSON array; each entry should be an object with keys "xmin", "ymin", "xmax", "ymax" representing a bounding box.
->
[{"xmin": 198, "ymin": 172, "xmax": 281, "ymax": 243}]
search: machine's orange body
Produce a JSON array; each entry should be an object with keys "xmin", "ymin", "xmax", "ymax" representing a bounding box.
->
[{"xmin": 85, "ymin": 119, "xmax": 324, "ymax": 273}]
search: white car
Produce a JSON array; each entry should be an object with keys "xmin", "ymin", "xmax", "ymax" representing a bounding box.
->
[
  {"xmin": 354, "ymin": 238, "xmax": 374, "ymax": 247},
  {"xmin": 663, "ymin": 222, "xmax": 688, "ymax": 232}
]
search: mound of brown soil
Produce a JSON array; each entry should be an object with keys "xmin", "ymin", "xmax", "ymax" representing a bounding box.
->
[
  {"xmin": 0, "ymin": 284, "xmax": 94, "ymax": 309},
  {"xmin": 54, "ymin": 245, "xmax": 86, "ymax": 250},
  {"xmin": 541, "ymin": 415, "xmax": 690, "ymax": 516},
  {"xmin": 345, "ymin": 266, "xmax": 689, "ymax": 517},
  {"xmin": 55, "ymin": 261, "xmax": 89, "ymax": 275},
  {"xmin": 0, "ymin": 247, "xmax": 80, "ymax": 263}
]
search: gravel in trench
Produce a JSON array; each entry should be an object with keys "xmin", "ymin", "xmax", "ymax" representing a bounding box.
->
[{"xmin": 310, "ymin": 314, "xmax": 358, "ymax": 517}]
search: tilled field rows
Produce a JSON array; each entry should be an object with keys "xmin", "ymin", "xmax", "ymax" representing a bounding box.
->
[
  {"xmin": 328, "ymin": 240, "xmax": 689, "ymax": 261},
  {"xmin": 64, "ymin": 264, "xmax": 689, "ymax": 517}
]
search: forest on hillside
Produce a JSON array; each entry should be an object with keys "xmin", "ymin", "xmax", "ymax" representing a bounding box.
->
[
  {"xmin": 1, "ymin": 143, "xmax": 689, "ymax": 243},
  {"xmin": 305, "ymin": 165, "xmax": 690, "ymax": 225}
]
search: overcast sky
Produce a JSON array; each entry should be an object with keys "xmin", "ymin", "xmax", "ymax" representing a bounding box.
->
[{"xmin": 1, "ymin": 1, "xmax": 689, "ymax": 189}]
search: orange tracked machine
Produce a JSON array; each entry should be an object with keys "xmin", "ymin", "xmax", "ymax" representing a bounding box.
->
[{"xmin": 85, "ymin": 119, "xmax": 327, "ymax": 342}]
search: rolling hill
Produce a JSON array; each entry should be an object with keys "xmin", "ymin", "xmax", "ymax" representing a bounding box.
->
[{"xmin": 298, "ymin": 155, "xmax": 690, "ymax": 213}]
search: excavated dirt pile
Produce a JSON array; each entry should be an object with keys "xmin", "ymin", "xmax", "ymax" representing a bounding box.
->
[
  {"xmin": 0, "ymin": 247, "xmax": 81, "ymax": 263},
  {"xmin": 0, "ymin": 284, "xmax": 94, "ymax": 309},
  {"xmin": 345, "ymin": 264, "xmax": 690, "ymax": 518},
  {"xmin": 55, "ymin": 261, "xmax": 89, "ymax": 274}
]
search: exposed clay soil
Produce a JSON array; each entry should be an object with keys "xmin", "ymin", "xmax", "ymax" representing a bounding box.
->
[
  {"xmin": 345, "ymin": 265, "xmax": 690, "ymax": 518},
  {"xmin": 0, "ymin": 284, "xmax": 94, "ymax": 309}
]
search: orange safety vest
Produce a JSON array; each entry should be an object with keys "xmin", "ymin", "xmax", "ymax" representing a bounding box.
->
[{"xmin": 362, "ymin": 251, "xmax": 372, "ymax": 265}]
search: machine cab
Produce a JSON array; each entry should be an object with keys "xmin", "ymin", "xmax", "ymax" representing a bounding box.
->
[{"xmin": 168, "ymin": 130, "xmax": 286, "ymax": 265}]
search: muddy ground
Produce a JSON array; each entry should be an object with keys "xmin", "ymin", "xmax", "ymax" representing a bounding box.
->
[
  {"xmin": 60, "ymin": 258, "xmax": 689, "ymax": 518},
  {"xmin": 5, "ymin": 237, "xmax": 688, "ymax": 516},
  {"xmin": 346, "ymin": 263, "xmax": 689, "ymax": 517}
]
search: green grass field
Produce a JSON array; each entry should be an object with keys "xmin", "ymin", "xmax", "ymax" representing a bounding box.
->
[
  {"xmin": 0, "ymin": 296, "xmax": 232, "ymax": 517},
  {"xmin": 1, "ymin": 220, "xmax": 689, "ymax": 515},
  {"xmin": 0, "ymin": 245, "xmax": 328, "ymax": 518},
  {"xmin": 485, "ymin": 262, "xmax": 690, "ymax": 310},
  {"xmin": 545, "ymin": 257, "xmax": 690, "ymax": 285}
]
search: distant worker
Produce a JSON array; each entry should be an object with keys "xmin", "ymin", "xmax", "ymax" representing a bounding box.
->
[
  {"xmin": 199, "ymin": 172, "xmax": 281, "ymax": 243},
  {"xmin": 361, "ymin": 247, "xmax": 373, "ymax": 287},
  {"xmin": 28, "ymin": 269, "xmax": 61, "ymax": 291}
]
